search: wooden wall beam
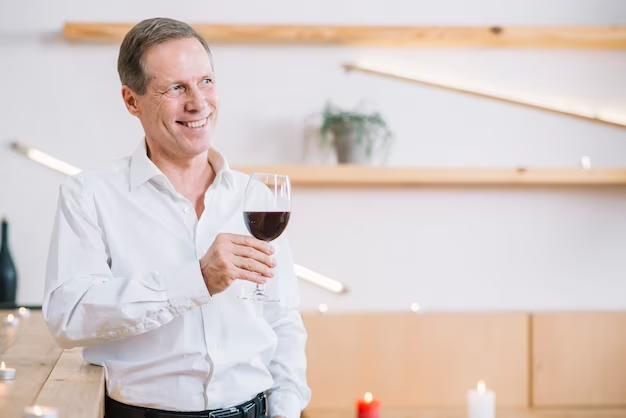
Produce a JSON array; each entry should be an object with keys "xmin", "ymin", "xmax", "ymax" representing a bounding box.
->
[
  {"xmin": 343, "ymin": 63, "xmax": 626, "ymax": 129},
  {"xmin": 63, "ymin": 23, "xmax": 626, "ymax": 48}
]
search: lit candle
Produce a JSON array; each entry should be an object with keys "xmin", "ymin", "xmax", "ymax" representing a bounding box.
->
[
  {"xmin": 24, "ymin": 405, "xmax": 58, "ymax": 418},
  {"xmin": 17, "ymin": 307, "xmax": 31, "ymax": 318},
  {"xmin": 467, "ymin": 380, "xmax": 495, "ymax": 418},
  {"xmin": 3, "ymin": 314, "xmax": 18, "ymax": 326},
  {"xmin": 0, "ymin": 361, "xmax": 16, "ymax": 380},
  {"xmin": 356, "ymin": 392, "xmax": 380, "ymax": 418}
]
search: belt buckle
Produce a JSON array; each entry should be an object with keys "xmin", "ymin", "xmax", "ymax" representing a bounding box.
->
[
  {"xmin": 258, "ymin": 393, "xmax": 267, "ymax": 416},
  {"xmin": 242, "ymin": 402, "xmax": 256, "ymax": 418},
  {"xmin": 209, "ymin": 407, "xmax": 241, "ymax": 418}
]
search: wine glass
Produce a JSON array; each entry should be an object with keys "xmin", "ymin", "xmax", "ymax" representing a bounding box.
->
[{"xmin": 240, "ymin": 173, "xmax": 291, "ymax": 302}]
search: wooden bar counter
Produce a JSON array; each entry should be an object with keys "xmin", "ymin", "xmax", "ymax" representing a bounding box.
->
[{"xmin": 0, "ymin": 310, "xmax": 104, "ymax": 418}]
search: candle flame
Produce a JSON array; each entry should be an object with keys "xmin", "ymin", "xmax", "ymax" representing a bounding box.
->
[
  {"xmin": 7, "ymin": 314, "xmax": 14, "ymax": 321},
  {"xmin": 0, "ymin": 361, "xmax": 4, "ymax": 369},
  {"xmin": 18, "ymin": 307, "xmax": 26, "ymax": 314},
  {"xmin": 34, "ymin": 406, "xmax": 42, "ymax": 415},
  {"xmin": 364, "ymin": 392, "xmax": 373, "ymax": 403},
  {"xmin": 477, "ymin": 380, "xmax": 486, "ymax": 394}
]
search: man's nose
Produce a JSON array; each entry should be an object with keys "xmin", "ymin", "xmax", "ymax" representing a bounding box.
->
[{"xmin": 185, "ymin": 86, "xmax": 208, "ymax": 112}]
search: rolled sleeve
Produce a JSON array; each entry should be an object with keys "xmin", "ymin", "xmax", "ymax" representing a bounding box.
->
[
  {"xmin": 162, "ymin": 261, "xmax": 211, "ymax": 311},
  {"xmin": 43, "ymin": 176, "xmax": 213, "ymax": 348}
]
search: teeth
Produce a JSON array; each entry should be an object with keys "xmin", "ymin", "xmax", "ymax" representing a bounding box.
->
[{"xmin": 182, "ymin": 118, "xmax": 207, "ymax": 128}]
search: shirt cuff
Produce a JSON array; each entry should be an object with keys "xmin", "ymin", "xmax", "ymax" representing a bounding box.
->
[
  {"xmin": 268, "ymin": 391, "xmax": 302, "ymax": 418},
  {"xmin": 162, "ymin": 261, "xmax": 211, "ymax": 311}
]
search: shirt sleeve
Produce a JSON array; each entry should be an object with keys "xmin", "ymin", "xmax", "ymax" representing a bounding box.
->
[
  {"xmin": 43, "ymin": 175, "xmax": 211, "ymax": 349},
  {"xmin": 263, "ymin": 233, "xmax": 312, "ymax": 418}
]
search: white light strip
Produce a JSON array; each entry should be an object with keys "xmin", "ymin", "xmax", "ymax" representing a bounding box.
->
[
  {"xmin": 11, "ymin": 141, "xmax": 348, "ymax": 294},
  {"xmin": 11, "ymin": 142, "xmax": 82, "ymax": 176},
  {"xmin": 294, "ymin": 264, "xmax": 347, "ymax": 294},
  {"xmin": 344, "ymin": 62, "xmax": 626, "ymax": 128}
]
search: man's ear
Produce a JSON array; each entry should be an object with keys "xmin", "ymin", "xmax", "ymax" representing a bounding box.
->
[{"xmin": 122, "ymin": 85, "xmax": 141, "ymax": 116}]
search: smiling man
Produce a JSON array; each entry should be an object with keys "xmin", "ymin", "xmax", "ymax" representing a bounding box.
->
[{"xmin": 43, "ymin": 18, "xmax": 310, "ymax": 418}]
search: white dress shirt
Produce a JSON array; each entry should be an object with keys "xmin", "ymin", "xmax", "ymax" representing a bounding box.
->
[{"xmin": 43, "ymin": 140, "xmax": 311, "ymax": 417}]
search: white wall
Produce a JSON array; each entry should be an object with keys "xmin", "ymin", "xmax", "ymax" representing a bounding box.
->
[{"xmin": 1, "ymin": 1, "xmax": 626, "ymax": 312}]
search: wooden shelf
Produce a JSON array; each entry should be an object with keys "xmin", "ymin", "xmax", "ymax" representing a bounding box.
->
[
  {"xmin": 232, "ymin": 165, "xmax": 626, "ymax": 187},
  {"xmin": 63, "ymin": 23, "xmax": 626, "ymax": 48}
]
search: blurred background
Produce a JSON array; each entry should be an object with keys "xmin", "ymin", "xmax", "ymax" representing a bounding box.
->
[
  {"xmin": 2, "ymin": 0, "xmax": 626, "ymax": 312},
  {"xmin": 1, "ymin": 1, "xmax": 626, "ymax": 413}
]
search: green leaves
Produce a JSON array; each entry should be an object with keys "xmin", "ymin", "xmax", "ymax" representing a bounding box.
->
[{"xmin": 319, "ymin": 103, "xmax": 393, "ymax": 158}]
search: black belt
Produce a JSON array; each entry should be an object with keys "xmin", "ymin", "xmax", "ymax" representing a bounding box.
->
[{"xmin": 105, "ymin": 391, "xmax": 268, "ymax": 418}]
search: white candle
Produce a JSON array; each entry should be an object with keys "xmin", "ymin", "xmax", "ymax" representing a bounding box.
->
[
  {"xmin": 17, "ymin": 307, "xmax": 31, "ymax": 318},
  {"xmin": 467, "ymin": 380, "xmax": 495, "ymax": 418},
  {"xmin": 0, "ymin": 361, "xmax": 16, "ymax": 380},
  {"xmin": 3, "ymin": 314, "xmax": 18, "ymax": 326},
  {"xmin": 24, "ymin": 405, "xmax": 58, "ymax": 418},
  {"xmin": 580, "ymin": 156, "xmax": 591, "ymax": 170}
]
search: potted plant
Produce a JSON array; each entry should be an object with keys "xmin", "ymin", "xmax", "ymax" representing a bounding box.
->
[{"xmin": 319, "ymin": 103, "xmax": 393, "ymax": 165}]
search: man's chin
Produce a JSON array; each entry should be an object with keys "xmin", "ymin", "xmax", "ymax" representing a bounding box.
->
[{"xmin": 181, "ymin": 135, "xmax": 213, "ymax": 155}]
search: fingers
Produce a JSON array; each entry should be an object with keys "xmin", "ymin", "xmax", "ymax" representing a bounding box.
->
[
  {"xmin": 233, "ymin": 256, "xmax": 274, "ymax": 278},
  {"xmin": 207, "ymin": 233, "xmax": 276, "ymax": 290},
  {"xmin": 235, "ymin": 267, "xmax": 269, "ymax": 285},
  {"xmin": 232, "ymin": 245, "xmax": 276, "ymax": 269},
  {"xmin": 223, "ymin": 233, "xmax": 274, "ymax": 255}
]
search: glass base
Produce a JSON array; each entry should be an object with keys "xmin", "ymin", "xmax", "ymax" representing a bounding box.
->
[{"xmin": 239, "ymin": 290, "xmax": 279, "ymax": 303}]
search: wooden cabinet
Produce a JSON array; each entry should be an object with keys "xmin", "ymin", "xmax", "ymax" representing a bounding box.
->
[
  {"xmin": 303, "ymin": 313, "xmax": 529, "ymax": 408},
  {"xmin": 532, "ymin": 313, "xmax": 626, "ymax": 407}
]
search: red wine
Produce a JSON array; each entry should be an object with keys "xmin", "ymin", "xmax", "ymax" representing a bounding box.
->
[{"xmin": 244, "ymin": 211, "xmax": 290, "ymax": 242}]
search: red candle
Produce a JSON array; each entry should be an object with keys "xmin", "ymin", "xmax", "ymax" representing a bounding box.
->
[{"xmin": 357, "ymin": 392, "xmax": 380, "ymax": 418}]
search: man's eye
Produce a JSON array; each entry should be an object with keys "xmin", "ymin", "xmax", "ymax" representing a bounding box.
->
[
  {"xmin": 170, "ymin": 85, "xmax": 182, "ymax": 92},
  {"xmin": 201, "ymin": 79, "xmax": 213, "ymax": 85}
]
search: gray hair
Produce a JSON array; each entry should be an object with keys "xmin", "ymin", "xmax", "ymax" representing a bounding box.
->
[{"xmin": 117, "ymin": 17, "xmax": 213, "ymax": 95}]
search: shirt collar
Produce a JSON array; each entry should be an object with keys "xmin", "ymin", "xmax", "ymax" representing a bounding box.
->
[
  {"xmin": 207, "ymin": 146, "xmax": 234, "ymax": 190},
  {"xmin": 129, "ymin": 139, "xmax": 234, "ymax": 191}
]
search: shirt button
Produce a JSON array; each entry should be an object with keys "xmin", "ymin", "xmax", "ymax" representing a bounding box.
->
[{"xmin": 183, "ymin": 207, "xmax": 190, "ymax": 213}]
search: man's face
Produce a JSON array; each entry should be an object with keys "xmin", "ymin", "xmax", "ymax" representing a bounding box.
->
[{"xmin": 124, "ymin": 37, "xmax": 218, "ymax": 158}]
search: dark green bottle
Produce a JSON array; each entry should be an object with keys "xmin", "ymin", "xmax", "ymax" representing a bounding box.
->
[{"xmin": 0, "ymin": 217, "xmax": 17, "ymax": 304}]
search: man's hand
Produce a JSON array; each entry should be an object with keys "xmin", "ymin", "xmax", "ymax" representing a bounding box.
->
[{"xmin": 200, "ymin": 233, "xmax": 275, "ymax": 296}]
